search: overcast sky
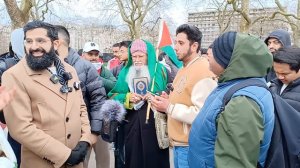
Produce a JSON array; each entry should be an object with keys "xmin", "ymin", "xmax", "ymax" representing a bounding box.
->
[
  {"xmin": 59, "ymin": 0, "xmax": 192, "ymax": 27},
  {"xmin": 0, "ymin": 0, "xmax": 295, "ymax": 29},
  {"xmin": 0, "ymin": 0, "xmax": 200, "ymax": 28}
]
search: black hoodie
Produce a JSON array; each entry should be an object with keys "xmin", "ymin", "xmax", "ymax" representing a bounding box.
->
[{"xmin": 265, "ymin": 29, "xmax": 292, "ymax": 82}]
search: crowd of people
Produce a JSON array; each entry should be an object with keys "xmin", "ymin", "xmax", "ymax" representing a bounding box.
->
[{"xmin": 0, "ymin": 19, "xmax": 299, "ymax": 168}]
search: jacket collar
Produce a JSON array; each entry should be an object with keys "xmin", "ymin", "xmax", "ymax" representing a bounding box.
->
[{"xmin": 21, "ymin": 58, "xmax": 67, "ymax": 100}]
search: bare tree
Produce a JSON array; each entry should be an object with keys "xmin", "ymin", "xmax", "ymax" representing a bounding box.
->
[
  {"xmin": 4, "ymin": 0, "xmax": 33, "ymax": 28},
  {"xmin": 208, "ymin": 0, "xmax": 235, "ymax": 33},
  {"xmin": 227, "ymin": 0, "xmax": 252, "ymax": 32},
  {"xmin": 227, "ymin": 0, "xmax": 281, "ymax": 32},
  {"xmin": 97, "ymin": 0, "xmax": 172, "ymax": 39},
  {"xmin": 227, "ymin": 0, "xmax": 300, "ymax": 45},
  {"xmin": 273, "ymin": 0, "xmax": 300, "ymax": 46},
  {"xmin": 116, "ymin": 0, "xmax": 164, "ymax": 39},
  {"xmin": 3, "ymin": 0, "xmax": 57, "ymax": 28},
  {"xmin": 31, "ymin": 0, "xmax": 55, "ymax": 21}
]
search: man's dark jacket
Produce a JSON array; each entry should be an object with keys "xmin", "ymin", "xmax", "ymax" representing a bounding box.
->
[
  {"xmin": 269, "ymin": 78, "xmax": 300, "ymax": 112},
  {"xmin": 66, "ymin": 48, "xmax": 107, "ymax": 134}
]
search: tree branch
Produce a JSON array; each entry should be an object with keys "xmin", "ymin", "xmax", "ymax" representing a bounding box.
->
[
  {"xmin": 228, "ymin": 0, "xmax": 251, "ymax": 24},
  {"xmin": 37, "ymin": 0, "xmax": 55, "ymax": 11},
  {"xmin": 41, "ymin": 0, "xmax": 51, "ymax": 21},
  {"xmin": 21, "ymin": 0, "xmax": 34, "ymax": 17},
  {"xmin": 116, "ymin": 0, "xmax": 131, "ymax": 24}
]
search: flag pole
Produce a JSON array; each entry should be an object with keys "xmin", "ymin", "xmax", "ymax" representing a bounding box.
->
[{"xmin": 146, "ymin": 18, "xmax": 162, "ymax": 124}]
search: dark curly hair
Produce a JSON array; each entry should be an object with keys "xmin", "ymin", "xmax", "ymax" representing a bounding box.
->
[
  {"xmin": 23, "ymin": 20, "xmax": 58, "ymax": 41},
  {"xmin": 274, "ymin": 47, "xmax": 300, "ymax": 72},
  {"xmin": 176, "ymin": 24, "xmax": 202, "ymax": 52}
]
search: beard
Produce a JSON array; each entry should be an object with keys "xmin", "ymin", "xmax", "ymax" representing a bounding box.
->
[
  {"xmin": 26, "ymin": 46, "xmax": 57, "ymax": 71},
  {"xmin": 178, "ymin": 47, "xmax": 192, "ymax": 61},
  {"xmin": 126, "ymin": 65, "xmax": 150, "ymax": 92}
]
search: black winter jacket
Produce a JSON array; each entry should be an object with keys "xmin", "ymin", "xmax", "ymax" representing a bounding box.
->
[
  {"xmin": 270, "ymin": 78, "xmax": 300, "ymax": 112},
  {"xmin": 265, "ymin": 29, "xmax": 291, "ymax": 82},
  {"xmin": 110, "ymin": 62, "xmax": 125, "ymax": 79},
  {"xmin": 66, "ymin": 48, "xmax": 107, "ymax": 134}
]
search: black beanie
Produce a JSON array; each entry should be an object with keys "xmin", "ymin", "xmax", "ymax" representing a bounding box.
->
[{"xmin": 212, "ymin": 31, "xmax": 237, "ymax": 68}]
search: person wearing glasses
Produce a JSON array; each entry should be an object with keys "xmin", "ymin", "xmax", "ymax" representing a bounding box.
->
[{"xmin": 2, "ymin": 20, "xmax": 92, "ymax": 168}]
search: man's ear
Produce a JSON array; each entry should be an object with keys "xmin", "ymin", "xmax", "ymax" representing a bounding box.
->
[
  {"xmin": 192, "ymin": 42, "xmax": 199, "ymax": 53},
  {"xmin": 53, "ymin": 40, "xmax": 60, "ymax": 50}
]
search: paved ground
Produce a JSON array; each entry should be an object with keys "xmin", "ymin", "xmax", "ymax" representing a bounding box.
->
[
  {"xmin": 88, "ymin": 146, "xmax": 174, "ymax": 168},
  {"xmin": 3, "ymin": 128, "xmax": 174, "ymax": 168},
  {"xmin": 87, "ymin": 147, "xmax": 115, "ymax": 168}
]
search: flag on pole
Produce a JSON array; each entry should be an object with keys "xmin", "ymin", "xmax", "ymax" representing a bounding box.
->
[
  {"xmin": 157, "ymin": 20, "xmax": 173, "ymax": 48},
  {"xmin": 157, "ymin": 20, "xmax": 183, "ymax": 68}
]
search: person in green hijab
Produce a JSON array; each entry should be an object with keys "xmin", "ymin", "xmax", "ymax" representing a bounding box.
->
[{"xmin": 108, "ymin": 39, "xmax": 170, "ymax": 168}]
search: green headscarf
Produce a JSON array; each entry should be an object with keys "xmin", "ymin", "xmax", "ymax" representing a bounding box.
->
[{"xmin": 108, "ymin": 40, "xmax": 168, "ymax": 106}]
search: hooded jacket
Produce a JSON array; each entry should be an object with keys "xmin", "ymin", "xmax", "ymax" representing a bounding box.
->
[
  {"xmin": 98, "ymin": 65, "xmax": 117, "ymax": 93},
  {"xmin": 66, "ymin": 48, "xmax": 107, "ymax": 134},
  {"xmin": 189, "ymin": 33, "xmax": 275, "ymax": 168},
  {"xmin": 264, "ymin": 29, "xmax": 291, "ymax": 48},
  {"xmin": 265, "ymin": 29, "xmax": 292, "ymax": 82},
  {"xmin": 10, "ymin": 28, "xmax": 25, "ymax": 60}
]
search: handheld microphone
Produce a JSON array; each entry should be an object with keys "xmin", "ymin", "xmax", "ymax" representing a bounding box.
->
[
  {"xmin": 99, "ymin": 100, "xmax": 126, "ymax": 143},
  {"xmin": 99, "ymin": 100, "xmax": 126, "ymax": 122},
  {"xmin": 62, "ymin": 72, "xmax": 72, "ymax": 81}
]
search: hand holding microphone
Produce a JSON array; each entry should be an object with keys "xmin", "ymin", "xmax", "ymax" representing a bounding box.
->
[{"xmin": 99, "ymin": 100, "xmax": 126, "ymax": 142}]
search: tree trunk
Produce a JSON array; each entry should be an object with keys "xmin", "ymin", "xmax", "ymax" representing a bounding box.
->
[
  {"xmin": 293, "ymin": 29, "xmax": 300, "ymax": 47},
  {"xmin": 294, "ymin": 0, "xmax": 300, "ymax": 46},
  {"xmin": 4, "ymin": 0, "xmax": 34, "ymax": 29},
  {"xmin": 135, "ymin": 20, "xmax": 142, "ymax": 39},
  {"xmin": 4, "ymin": 0, "xmax": 27, "ymax": 28},
  {"xmin": 239, "ymin": 0, "xmax": 250, "ymax": 32}
]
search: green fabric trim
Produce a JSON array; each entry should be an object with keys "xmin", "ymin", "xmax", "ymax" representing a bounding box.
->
[
  {"xmin": 215, "ymin": 96, "xmax": 263, "ymax": 168},
  {"xmin": 108, "ymin": 39, "xmax": 167, "ymax": 103},
  {"xmin": 100, "ymin": 65, "xmax": 117, "ymax": 93},
  {"xmin": 219, "ymin": 33, "xmax": 273, "ymax": 83}
]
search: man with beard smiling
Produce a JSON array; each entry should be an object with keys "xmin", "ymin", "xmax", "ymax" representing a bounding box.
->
[
  {"xmin": 108, "ymin": 39, "xmax": 170, "ymax": 168},
  {"xmin": 1, "ymin": 21, "xmax": 92, "ymax": 168}
]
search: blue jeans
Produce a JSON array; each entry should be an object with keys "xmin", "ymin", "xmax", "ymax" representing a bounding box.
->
[{"xmin": 174, "ymin": 146, "xmax": 189, "ymax": 168}]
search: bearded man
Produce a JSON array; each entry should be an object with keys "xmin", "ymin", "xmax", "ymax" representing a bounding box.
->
[
  {"xmin": 2, "ymin": 20, "xmax": 92, "ymax": 168},
  {"xmin": 108, "ymin": 39, "xmax": 170, "ymax": 168}
]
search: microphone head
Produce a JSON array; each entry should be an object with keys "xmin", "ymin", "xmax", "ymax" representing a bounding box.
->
[
  {"xmin": 100, "ymin": 100, "xmax": 126, "ymax": 122},
  {"xmin": 62, "ymin": 72, "xmax": 72, "ymax": 81}
]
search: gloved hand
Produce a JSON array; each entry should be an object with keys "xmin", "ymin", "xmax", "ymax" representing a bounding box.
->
[{"xmin": 66, "ymin": 141, "xmax": 90, "ymax": 166}]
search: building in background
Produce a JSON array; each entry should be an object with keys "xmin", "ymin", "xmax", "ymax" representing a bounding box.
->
[
  {"xmin": 0, "ymin": 23, "xmax": 159, "ymax": 55},
  {"xmin": 188, "ymin": 7, "xmax": 291, "ymax": 48},
  {"xmin": 0, "ymin": 24, "xmax": 130, "ymax": 55},
  {"xmin": 0, "ymin": 26, "xmax": 10, "ymax": 55}
]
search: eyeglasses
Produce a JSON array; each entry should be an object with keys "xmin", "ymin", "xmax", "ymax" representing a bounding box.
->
[{"xmin": 24, "ymin": 38, "xmax": 51, "ymax": 46}]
